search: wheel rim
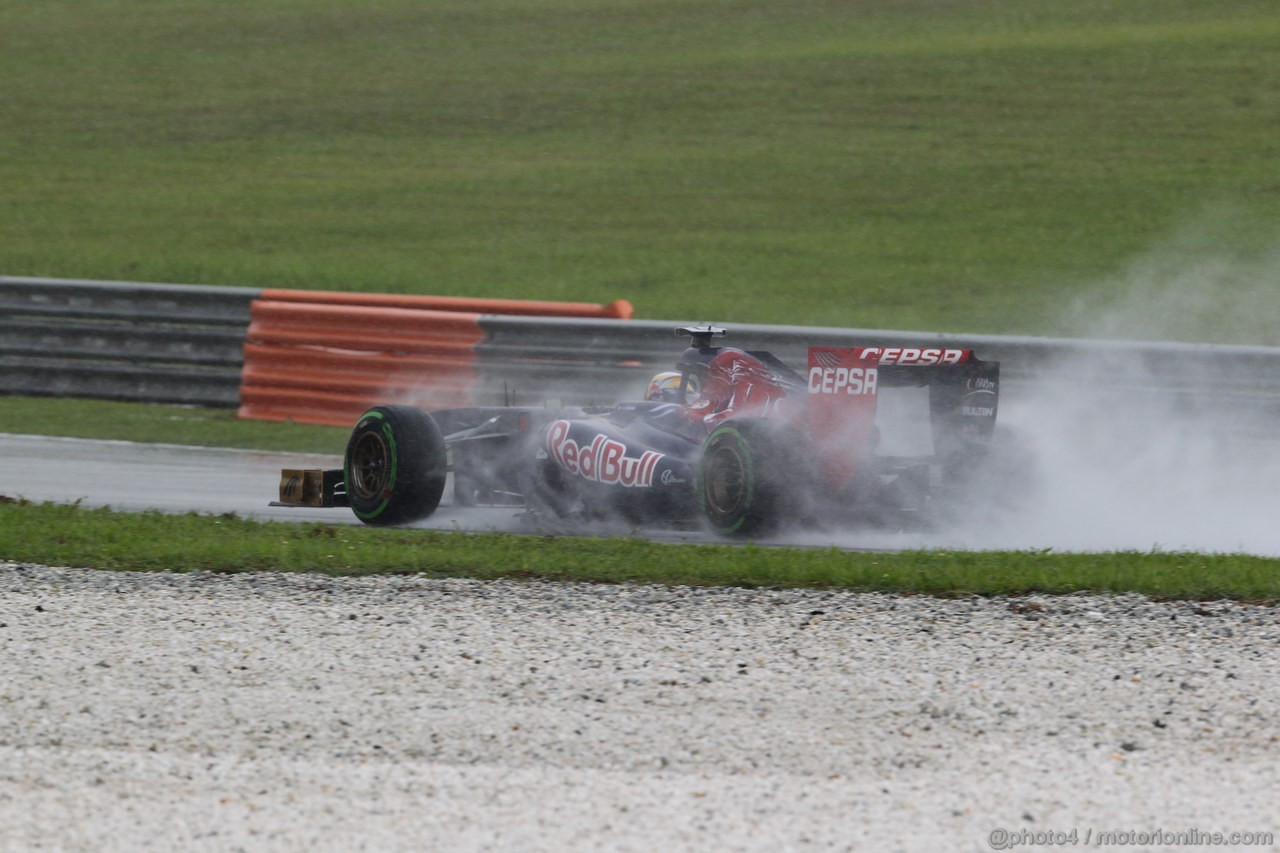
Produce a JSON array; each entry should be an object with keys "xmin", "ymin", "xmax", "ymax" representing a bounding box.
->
[
  {"xmin": 349, "ymin": 430, "xmax": 392, "ymax": 501},
  {"xmin": 704, "ymin": 443, "xmax": 748, "ymax": 517}
]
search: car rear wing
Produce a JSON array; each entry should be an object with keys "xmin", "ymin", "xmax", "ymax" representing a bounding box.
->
[{"xmin": 806, "ymin": 346, "xmax": 1000, "ymax": 482}]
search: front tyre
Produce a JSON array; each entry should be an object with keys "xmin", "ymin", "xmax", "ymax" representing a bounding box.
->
[
  {"xmin": 698, "ymin": 419, "xmax": 790, "ymax": 538},
  {"xmin": 345, "ymin": 405, "xmax": 446, "ymax": 526}
]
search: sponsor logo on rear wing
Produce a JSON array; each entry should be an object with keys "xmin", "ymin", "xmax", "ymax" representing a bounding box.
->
[
  {"xmin": 805, "ymin": 347, "xmax": 880, "ymax": 490},
  {"xmin": 853, "ymin": 347, "xmax": 972, "ymax": 366},
  {"xmin": 806, "ymin": 346, "xmax": 976, "ymax": 397}
]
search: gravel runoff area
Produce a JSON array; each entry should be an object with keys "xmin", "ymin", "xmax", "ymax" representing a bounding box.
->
[{"xmin": 2, "ymin": 563, "xmax": 1278, "ymax": 853}]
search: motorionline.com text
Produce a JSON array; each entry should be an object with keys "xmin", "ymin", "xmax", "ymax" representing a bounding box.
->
[{"xmin": 987, "ymin": 827, "xmax": 1274, "ymax": 849}]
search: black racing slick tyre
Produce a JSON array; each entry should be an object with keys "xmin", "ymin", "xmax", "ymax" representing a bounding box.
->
[
  {"xmin": 697, "ymin": 419, "xmax": 793, "ymax": 538},
  {"xmin": 344, "ymin": 405, "xmax": 447, "ymax": 526}
]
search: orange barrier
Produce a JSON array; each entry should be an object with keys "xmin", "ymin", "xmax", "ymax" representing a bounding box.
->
[
  {"xmin": 259, "ymin": 289, "xmax": 633, "ymax": 320},
  {"xmin": 245, "ymin": 301, "xmax": 484, "ymax": 355},
  {"xmin": 236, "ymin": 290, "xmax": 630, "ymax": 426}
]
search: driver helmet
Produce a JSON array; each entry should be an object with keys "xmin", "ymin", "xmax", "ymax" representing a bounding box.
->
[{"xmin": 644, "ymin": 371, "xmax": 684, "ymax": 402}]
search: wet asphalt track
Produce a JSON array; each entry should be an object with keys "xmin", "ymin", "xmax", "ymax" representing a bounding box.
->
[
  {"xmin": 0, "ymin": 432, "xmax": 529, "ymax": 531},
  {"xmin": 1, "ymin": 432, "xmax": 866, "ymax": 548},
  {"xmin": 9, "ymin": 429, "xmax": 1280, "ymax": 555}
]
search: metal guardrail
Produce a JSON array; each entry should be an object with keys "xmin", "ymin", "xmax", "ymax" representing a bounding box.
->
[
  {"xmin": 1, "ymin": 276, "xmax": 256, "ymax": 406},
  {"xmin": 5, "ymin": 277, "xmax": 1280, "ymax": 432}
]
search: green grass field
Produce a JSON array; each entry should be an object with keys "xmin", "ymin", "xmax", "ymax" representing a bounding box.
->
[{"xmin": 4, "ymin": 0, "xmax": 1279, "ymax": 336}]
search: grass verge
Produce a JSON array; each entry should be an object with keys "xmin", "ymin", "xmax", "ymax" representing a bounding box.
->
[
  {"xmin": 0, "ymin": 396, "xmax": 346, "ymax": 455},
  {"xmin": 2, "ymin": 500, "xmax": 1275, "ymax": 602}
]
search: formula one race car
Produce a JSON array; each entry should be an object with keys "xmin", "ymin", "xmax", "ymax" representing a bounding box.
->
[{"xmin": 276, "ymin": 326, "xmax": 1001, "ymax": 538}]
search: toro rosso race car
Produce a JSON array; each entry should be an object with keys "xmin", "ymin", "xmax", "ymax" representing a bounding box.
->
[{"xmin": 276, "ymin": 326, "xmax": 1001, "ymax": 538}]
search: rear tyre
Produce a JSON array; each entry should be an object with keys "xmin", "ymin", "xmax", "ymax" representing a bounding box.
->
[
  {"xmin": 345, "ymin": 405, "xmax": 446, "ymax": 526},
  {"xmin": 698, "ymin": 419, "xmax": 792, "ymax": 538}
]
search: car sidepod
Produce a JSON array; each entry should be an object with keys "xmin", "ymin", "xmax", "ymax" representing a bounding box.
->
[{"xmin": 536, "ymin": 411, "xmax": 699, "ymax": 526}]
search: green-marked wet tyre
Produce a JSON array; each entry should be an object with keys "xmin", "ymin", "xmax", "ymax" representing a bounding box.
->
[
  {"xmin": 344, "ymin": 405, "xmax": 446, "ymax": 526},
  {"xmin": 698, "ymin": 419, "xmax": 789, "ymax": 538}
]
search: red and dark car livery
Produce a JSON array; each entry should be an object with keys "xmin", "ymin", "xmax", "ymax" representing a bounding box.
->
[{"xmin": 277, "ymin": 326, "xmax": 1000, "ymax": 537}]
